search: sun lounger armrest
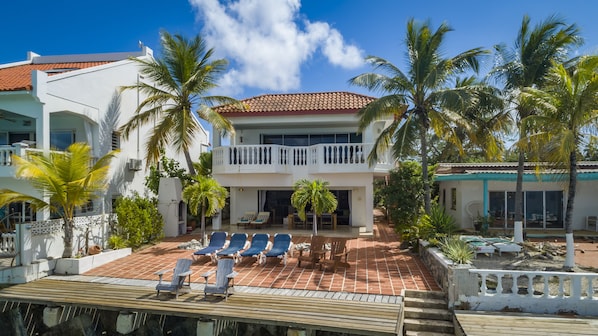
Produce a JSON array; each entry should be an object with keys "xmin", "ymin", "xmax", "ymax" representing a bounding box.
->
[
  {"xmin": 154, "ymin": 269, "xmax": 172, "ymax": 283},
  {"xmin": 201, "ymin": 270, "xmax": 215, "ymax": 279},
  {"xmin": 227, "ymin": 271, "xmax": 238, "ymax": 279},
  {"xmin": 154, "ymin": 269, "xmax": 172, "ymax": 276}
]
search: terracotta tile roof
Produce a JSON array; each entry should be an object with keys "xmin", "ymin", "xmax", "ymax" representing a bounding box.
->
[
  {"xmin": 0, "ymin": 62, "xmax": 112, "ymax": 91},
  {"xmin": 216, "ymin": 91, "xmax": 375, "ymax": 116}
]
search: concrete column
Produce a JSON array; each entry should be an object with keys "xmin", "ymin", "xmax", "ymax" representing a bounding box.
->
[
  {"xmin": 43, "ymin": 306, "xmax": 62, "ymax": 328},
  {"xmin": 514, "ymin": 221, "xmax": 524, "ymax": 243},
  {"xmin": 116, "ymin": 311, "xmax": 135, "ymax": 334},
  {"xmin": 197, "ymin": 319, "xmax": 214, "ymax": 335}
]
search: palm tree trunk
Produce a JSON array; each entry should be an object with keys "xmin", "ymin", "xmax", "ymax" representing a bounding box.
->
[
  {"xmin": 63, "ymin": 218, "xmax": 74, "ymax": 258},
  {"xmin": 200, "ymin": 207, "xmax": 206, "ymax": 246},
  {"xmin": 184, "ymin": 150, "xmax": 197, "ymax": 175},
  {"xmin": 312, "ymin": 213, "xmax": 318, "ymax": 236},
  {"xmin": 564, "ymin": 151, "xmax": 577, "ymax": 269},
  {"xmin": 420, "ymin": 125, "xmax": 431, "ymax": 214}
]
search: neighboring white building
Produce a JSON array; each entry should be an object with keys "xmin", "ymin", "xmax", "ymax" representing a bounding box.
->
[
  {"xmin": 212, "ymin": 92, "xmax": 394, "ymax": 233},
  {"xmin": 435, "ymin": 162, "xmax": 598, "ymax": 231},
  {"xmin": 0, "ymin": 48, "xmax": 209, "ymax": 223}
]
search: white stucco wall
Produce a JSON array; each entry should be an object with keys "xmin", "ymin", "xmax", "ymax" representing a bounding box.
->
[
  {"xmin": 438, "ymin": 178, "xmax": 598, "ymax": 231},
  {"xmin": 1, "ymin": 53, "xmax": 210, "ymax": 219}
]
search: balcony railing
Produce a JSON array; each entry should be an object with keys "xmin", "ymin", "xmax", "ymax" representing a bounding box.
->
[
  {"xmin": 213, "ymin": 143, "xmax": 393, "ymax": 174},
  {"xmin": 0, "ymin": 144, "xmax": 99, "ymax": 177}
]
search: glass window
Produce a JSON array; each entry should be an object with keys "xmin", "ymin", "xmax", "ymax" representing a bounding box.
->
[
  {"xmin": 525, "ymin": 191, "xmax": 544, "ymax": 228},
  {"xmin": 309, "ymin": 134, "xmax": 335, "ymax": 145},
  {"xmin": 349, "ymin": 132, "xmax": 363, "ymax": 143},
  {"xmin": 336, "ymin": 134, "xmax": 349, "ymax": 143},
  {"xmin": 50, "ymin": 131, "xmax": 74, "ymax": 150},
  {"xmin": 545, "ymin": 191, "xmax": 563, "ymax": 228},
  {"xmin": 284, "ymin": 135, "xmax": 308, "ymax": 146},
  {"xmin": 9, "ymin": 132, "xmax": 32, "ymax": 144},
  {"xmin": 489, "ymin": 191, "xmax": 505, "ymax": 227},
  {"xmin": 0, "ymin": 132, "xmax": 7, "ymax": 145},
  {"xmin": 263, "ymin": 135, "xmax": 283, "ymax": 145}
]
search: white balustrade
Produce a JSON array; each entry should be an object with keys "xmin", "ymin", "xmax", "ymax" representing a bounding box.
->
[
  {"xmin": 212, "ymin": 143, "xmax": 388, "ymax": 174},
  {"xmin": 0, "ymin": 147, "xmax": 15, "ymax": 166},
  {"xmin": 461, "ymin": 269, "xmax": 598, "ymax": 315},
  {"xmin": 0, "ymin": 233, "xmax": 16, "ymax": 256}
]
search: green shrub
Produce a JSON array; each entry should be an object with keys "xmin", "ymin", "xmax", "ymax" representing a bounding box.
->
[
  {"xmin": 107, "ymin": 235, "xmax": 127, "ymax": 249},
  {"xmin": 379, "ymin": 162, "xmax": 424, "ymax": 229},
  {"xmin": 114, "ymin": 193, "xmax": 164, "ymax": 248},
  {"xmin": 439, "ymin": 236, "xmax": 474, "ymax": 264},
  {"xmin": 420, "ymin": 203, "xmax": 458, "ymax": 236}
]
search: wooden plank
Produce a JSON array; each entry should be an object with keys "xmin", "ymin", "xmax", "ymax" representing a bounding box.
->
[
  {"xmin": 0, "ymin": 279, "xmax": 401, "ymax": 336},
  {"xmin": 455, "ymin": 311, "xmax": 598, "ymax": 336}
]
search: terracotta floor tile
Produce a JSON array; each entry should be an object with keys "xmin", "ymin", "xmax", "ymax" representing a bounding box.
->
[{"xmin": 85, "ymin": 220, "xmax": 442, "ymax": 294}]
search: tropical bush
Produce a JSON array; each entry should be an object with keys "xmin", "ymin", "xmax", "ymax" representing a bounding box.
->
[
  {"xmin": 377, "ymin": 162, "xmax": 424, "ymax": 229},
  {"xmin": 145, "ymin": 155, "xmax": 193, "ymax": 196},
  {"xmin": 401, "ymin": 202, "xmax": 457, "ymax": 249},
  {"xmin": 439, "ymin": 236, "xmax": 474, "ymax": 264},
  {"xmin": 113, "ymin": 193, "xmax": 164, "ymax": 249},
  {"xmin": 420, "ymin": 203, "xmax": 458, "ymax": 236}
]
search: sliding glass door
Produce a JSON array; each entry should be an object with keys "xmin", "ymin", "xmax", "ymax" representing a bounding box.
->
[{"xmin": 489, "ymin": 190, "xmax": 563, "ymax": 229}]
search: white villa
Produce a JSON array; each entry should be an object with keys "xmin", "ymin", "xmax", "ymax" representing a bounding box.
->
[
  {"xmin": 0, "ymin": 48, "xmax": 209, "ymax": 232},
  {"xmin": 211, "ymin": 92, "xmax": 394, "ymax": 234},
  {"xmin": 435, "ymin": 162, "xmax": 598, "ymax": 231}
]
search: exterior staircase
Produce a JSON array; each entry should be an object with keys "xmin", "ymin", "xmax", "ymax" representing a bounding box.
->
[{"xmin": 403, "ymin": 290, "xmax": 454, "ymax": 336}]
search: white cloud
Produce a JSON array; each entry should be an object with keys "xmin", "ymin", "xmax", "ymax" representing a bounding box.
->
[{"xmin": 189, "ymin": 0, "xmax": 364, "ymax": 93}]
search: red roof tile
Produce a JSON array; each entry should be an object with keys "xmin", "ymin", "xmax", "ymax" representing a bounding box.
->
[
  {"xmin": 0, "ymin": 62, "xmax": 112, "ymax": 91},
  {"xmin": 216, "ymin": 92, "xmax": 375, "ymax": 116}
]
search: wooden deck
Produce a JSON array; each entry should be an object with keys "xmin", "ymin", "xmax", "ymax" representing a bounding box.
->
[
  {"xmin": 455, "ymin": 310, "xmax": 598, "ymax": 335},
  {"xmin": 0, "ymin": 278, "xmax": 402, "ymax": 335}
]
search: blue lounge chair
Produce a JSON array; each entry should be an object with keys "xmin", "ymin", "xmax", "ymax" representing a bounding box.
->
[
  {"xmin": 201, "ymin": 258, "xmax": 238, "ymax": 301},
  {"xmin": 239, "ymin": 233, "xmax": 271, "ymax": 264},
  {"xmin": 262, "ymin": 233, "xmax": 293, "ymax": 265},
  {"xmin": 192, "ymin": 231, "xmax": 228, "ymax": 262},
  {"xmin": 216, "ymin": 232, "xmax": 248, "ymax": 263},
  {"xmin": 155, "ymin": 258, "xmax": 193, "ymax": 299}
]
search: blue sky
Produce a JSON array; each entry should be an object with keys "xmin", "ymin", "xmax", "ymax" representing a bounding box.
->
[{"xmin": 2, "ymin": 0, "xmax": 597, "ymax": 100}]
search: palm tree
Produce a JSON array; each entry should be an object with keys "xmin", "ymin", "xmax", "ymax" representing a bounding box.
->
[
  {"xmin": 291, "ymin": 179, "xmax": 338, "ymax": 236},
  {"xmin": 120, "ymin": 31, "xmax": 244, "ymax": 175},
  {"xmin": 522, "ymin": 55, "xmax": 598, "ymax": 269},
  {"xmin": 182, "ymin": 175, "xmax": 228, "ymax": 245},
  {"xmin": 0, "ymin": 143, "xmax": 117, "ymax": 258},
  {"xmin": 350, "ymin": 18, "xmax": 489, "ymax": 213},
  {"xmin": 490, "ymin": 15, "xmax": 581, "ymax": 225},
  {"xmin": 193, "ymin": 151, "xmax": 213, "ymax": 177},
  {"xmin": 428, "ymin": 76, "xmax": 511, "ymax": 163}
]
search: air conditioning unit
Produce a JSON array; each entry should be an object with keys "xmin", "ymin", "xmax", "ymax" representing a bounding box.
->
[{"xmin": 127, "ymin": 158, "xmax": 142, "ymax": 171}]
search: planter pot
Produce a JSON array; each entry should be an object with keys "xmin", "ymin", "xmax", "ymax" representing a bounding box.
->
[{"xmin": 54, "ymin": 248, "xmax": 132, "ymax": 275}]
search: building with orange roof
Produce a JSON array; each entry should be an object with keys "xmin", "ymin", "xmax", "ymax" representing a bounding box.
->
[
  {"xmin": 0, "ymin": 47, "xmax": 209, "ymax": 230},
  {"xmin": 212, "ymin": 92, "xmax": 394, "ymax": 233}
]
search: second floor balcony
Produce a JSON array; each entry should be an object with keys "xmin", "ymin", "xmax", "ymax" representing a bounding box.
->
[{"xmin": 213, "ymin": 143, "xmax": 394, "ymax": 175}]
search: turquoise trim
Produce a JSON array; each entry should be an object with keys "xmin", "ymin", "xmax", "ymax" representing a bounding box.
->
[
  {"xmin": 435, "ymin": 172, "xmax": 598, "ymax": 182},
  {"xmin": 483, "ymin": 180, "xmax": 488, "ymax": 216}
]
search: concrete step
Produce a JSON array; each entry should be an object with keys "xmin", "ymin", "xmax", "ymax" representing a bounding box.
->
[
  {"xmin": 404, "ymin": 306, "xmax": 452, "ymax": 321},
  {"xmin": 403, "ymin": 290, "xmax": 446, "ymax": 300},
  {"xmin": 403, "ymin": 318, "xmax": 454, "ymax": 334},
  {"xmin": 405, "ymin": 331, "xmax": 455, "ymax": 336},
  {"xmin": 404, "ymin": 297, "xmax": 446, "ymax": 309}
]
